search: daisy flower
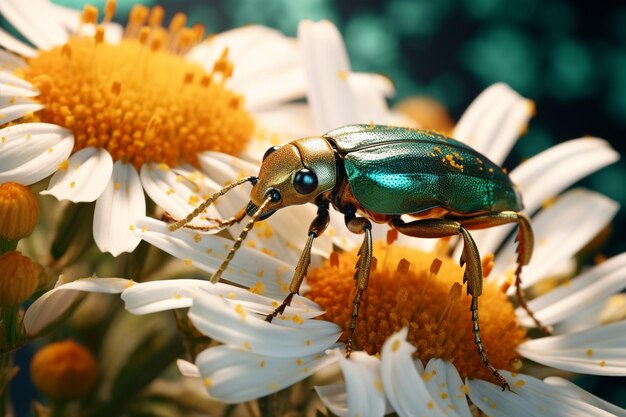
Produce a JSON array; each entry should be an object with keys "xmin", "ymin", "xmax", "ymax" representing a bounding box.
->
[
  {"xmin": 24, "ymin": 84, "xmax": 625, "ymax": 417},
  {"xmin": 0, "ymin": 0, "xmax": 393, "ymax": 257}
]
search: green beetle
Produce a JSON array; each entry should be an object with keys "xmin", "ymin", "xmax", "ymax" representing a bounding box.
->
[{"xmin": 170, "ymin": 124, "xmax": 538, "ymax": 390}]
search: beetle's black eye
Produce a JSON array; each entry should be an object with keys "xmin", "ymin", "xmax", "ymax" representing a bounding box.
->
[
  {"xmin": 263, "ymin": 146, "xmax": 281, "ymax": 161},
  {"xmin": 293, "ymin": 169, "xmax": 318, "ymax": 194},
  {"xmin": 268, "ymin": 189, "xmax": 281, "ymax": 202}
]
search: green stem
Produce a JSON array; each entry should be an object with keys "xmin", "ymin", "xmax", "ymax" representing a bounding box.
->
[
  {"xmin": 0, "ymin": 351, "xmax": 15, "ymax": 417},
  {"xmin": 49, "ymin": 401, "xmax": 66, "ymax": 417},
  {"xmin": 257, "ymin": 394, "xmax": 277, "ymax": 417},
  {"xmin": 0, "ymin": 239, "xmax": 18, "ymax": 255},
  {"xmin": 0, "ymin": 305, "xmax": 25, "ymax": 352}
]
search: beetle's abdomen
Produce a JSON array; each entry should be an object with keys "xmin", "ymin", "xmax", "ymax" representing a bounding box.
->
[{"xmin": 334, "ymin": 126, "xmax": 522, "ymax": 215}]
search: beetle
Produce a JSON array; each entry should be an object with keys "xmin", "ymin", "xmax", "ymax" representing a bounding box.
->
[{"xmin": 169, "ymin": 124, "xmax": 540, "ymax": 390}]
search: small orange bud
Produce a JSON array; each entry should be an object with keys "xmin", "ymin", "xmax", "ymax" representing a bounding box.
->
[
  {"xmin": 0, "ymin": 182, "xmax": 39, "ymax": 240},
  {"xmin": 0, "ymin": 251, "xmax": 39, "ymax": 305},
  {"xmin": 31, "ymin": 340, "xmax": 98, "ymax": 400}
]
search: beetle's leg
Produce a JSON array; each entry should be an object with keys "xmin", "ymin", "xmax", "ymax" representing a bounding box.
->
[
  {"xmin": 344, "ymin": 213, "xmax": 373, "ymax": 357},
  {"xmin": 162, "ymin": 208, "xmax": 247, "ymax": 232},
  {"xmin": 265, "ymin": 201, "xmax": 330, "ymax": 323},
  {"xmin": 392, "ymin": 217, "xmax": 510, "ymax": 391},
  {"xmin": 457, "ymin": 212, "xmax": 548, "ymax": 335}
]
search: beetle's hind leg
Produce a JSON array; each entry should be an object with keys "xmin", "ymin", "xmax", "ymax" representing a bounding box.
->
[
  {"xmin": 458, "ymin": 211, "xmax": 549, "ymax": 335},
  {"xmin": 265, "ymin": 202, "xmax": 330, "ymax": 323},
  {"xmin": 391, "ymin": 217, "xmax": 511, "ymax": 390}
]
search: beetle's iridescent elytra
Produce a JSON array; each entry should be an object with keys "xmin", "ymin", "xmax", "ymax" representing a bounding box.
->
[{"xmin": 169, "ymin": 124, "xmax": 540, "ymax": 390}]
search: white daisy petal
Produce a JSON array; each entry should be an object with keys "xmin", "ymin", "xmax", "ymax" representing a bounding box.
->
[
  {"xmin": 0, "ymin": 71, "xmax": 37, "ymax": 90},
  {"xmin": 134, "ymin": 217, "xmax": 300, "ymax": 300},
  {"xmin": 423, "ymin": 359, "xmax": 473, "ymax": 417},
  {"xmin": 24, "ymin": 277, "xmax": 128, "ymax": 337},
  {"xmin": 347, "ymin": 72, "xmax": 395, "ymax": 126},
  {"xmin": 93, "ymin": 161, "xmax": 145, "ymax": 256},
  {"xmin": 454, "ymin": 83, "xmax": 532, "ymax": 165},
  {"xmin": 0, "ymin": 0, "xmax": 69, "ymax": 50},
  {"xmin": 187, "ymin": 26, "xmax": 306, "ymax": 111},
  {"xmin": 491, "ymin": 189, "xmax": 618, "ymax": 289},
  {"xmin": 0, "ymin": 123, "xmax": 73, "ymax": 185},
  {"xmin": 467, "ymin": 372, "xmax": 615, "ymax": 417},
  {"xmin": 298, "ymin": 19, "xmax": 354, "ymax": 132},
  {"xmin": 314, "ymin": 384, "xmax": 350, "ymax": 416},
  {"xmin": 0, "ymin": 49, "xmax": 28, "ymax": 71},
  {"xmin": 517, "ymin": 252, "xmax": 626, "ymax": 326},
  {"xmin": 0, "ymin": 28, "xmax": 37, "ymax": 58},
  {"xmin": 517, "ymin": 320, "xmax": 626, "ymax": 376},
  {"xmin": 196, "ymin": 344, "xmax": 338, "ymax": 404},
  {"xmin": 47, "ymin": 1, "xmax": 81, "ymax": 33},
  {"xmin": 552, "ymin": 296, "xmax": 620, "ymax": 334},
  {"xmin": 121, "ymin": 279, "xmax": 321, "ymax": 318},
  {"xmin": 139, "ymin": 163, "xmax": 222, "ymax": 228},
  {"xmin": 188, "ymin": 289, "xmax": 341, "ymax": 358},
  {"xmin": 466, "ymin": 137, "xmax": 619, "ymax": 257},
  {"xmin": 0, "ymin": 98, "xmax": 43, "ymax": 125},
  {"xmin": 317, "ymin": 349, "xmax": 387, "ymax": 417},
  {"xmin": 544, "ymin": 377, "xmax": 626, "ymax": 417},
  {"xmin": 176, "ymin": 359, "xmax": 201, "ymax": 378},
  {"xmin": 381, "ymin": 328, "xmax": 464, "ymax": 417},
  {"xmin": 243, "ymin": 103, "xmax": 316, "ymax": 161},
  {"xmin": 41, "ymin": 147, "xmax": 113, "ymax": 202},
  {"xmin": 0, "ymin": 81, "xmax": 38, "ymax": 98}
]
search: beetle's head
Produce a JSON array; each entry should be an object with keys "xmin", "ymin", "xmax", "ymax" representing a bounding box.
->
[{"xmin": 247, "ymin": 137, "xmax": 337, "ymax": 219}]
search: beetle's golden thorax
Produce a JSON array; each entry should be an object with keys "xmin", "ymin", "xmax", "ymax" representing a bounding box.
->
[{"xmin": 250, "ymin": 137, "xmax": 337, "ymax": 211}]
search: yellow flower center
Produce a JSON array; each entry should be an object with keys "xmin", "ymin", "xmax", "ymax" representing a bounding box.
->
[
  {"xmin": 306, "ymin": 241, "xmax": 526, "ymax": 383},
  {"xmin": 17, "ymin": 4, "xmax": 254, "ymax": 169}
]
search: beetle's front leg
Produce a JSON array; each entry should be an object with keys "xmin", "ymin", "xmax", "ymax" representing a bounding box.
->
[
  {"xmin": 344, "ymin": 212, "xmax": 373, "ymax": 357},
  {"xmin": 265, "ymin": 201, "xmax": 330, "ymax": 323},
  {"xmin": 391, "ymin": 217, "xmax": 511, "ymax": 391}
]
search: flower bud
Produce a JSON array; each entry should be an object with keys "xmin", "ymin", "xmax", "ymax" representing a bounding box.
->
[
  {"xmin": 30, "ymin": 340, "xmax": 98, "ymax": 400},
  {"xmin": 0, "ymin": 182, "xmax": 39, "ymax": 240},
  {"xmin": 0, "ymin": 251, "xmax": 39, "ymax": 305}
]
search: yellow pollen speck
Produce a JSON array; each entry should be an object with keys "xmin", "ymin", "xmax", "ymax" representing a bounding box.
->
[
  {"xmin": 292, "ymin": 314, "xmax": 304, "ymax": 325},
  {"xmin": 441, "ymin": 392, "xmax": 448, "ymax": 399},
  {"xmin": 391, "ymin": 340, "xmax": 401, "ymax": 352},
  {"xmin": 47, "ymin": 147, "xmax": 53, "ymax": 153},
  {"xmin": 337, "ymin": 69, "xmax": 348, "ymax": 80},
  {"xmin": 69, "ymin": 181, "xmax": 76, "ymax": 188},
  {"xmin": 422, "ymin": 372, "xmax": 433, "ymax": 382},
  {"xmin": 586, "ymin": 348, "xmax": 593, "ymax": 357},
  {"xmin": 193, "ymin": 233, "xmax": 202, "ymax": 243},
  {"xmin": 234, "ymin": 304, "xmax": 247, "ymax": 320},
  {"xmin": 114, "ymin": 182, "xmax": 121, "ymax": 190},
  {"xmin": 374, "ymin": 379, "xmax": 383, "ymax": 392},
  {"xmin": 248, "ymin": 281, "xmax": 266, "ymax": 295},
  {"xmin": 128, "ymin": 224, "xmax": 135, "ymax": 231},
  {"xmin": 296, "ymin": 359, "xmax": 302, "ymax": 365},
  {"xmin": 203, "ymin": 377, "xmax": 212, "ymax": 388},
  {"xmin": 19, "ymin": 7, "xmax": 254, "ymax": 169},
  {"xmin": 175, "ymin": 292, "xmax": 182, "ymax": 299},
  {"xmin": 259, "ymin": 361, "xmax": 265, "ymax": 368},
  {"xmin": 427, "ymin": 401, "xmax": 434, "ymax": 409},
  {"xmin": 166, "ymin": 188, "xmax": 174, "ymax": 195},
  {"xmin": 515, "ymin": 379, "xmax": 526, "ymax": 387},
  {"xmin": 306, "ymin": 242, "xmax": 527, "ymax": 384},
  {"xmin": 226, "ymin": 292, "xmax": 236, "ymax": 299},
  {"xmin": 206, "ymin": 248, "xmax": 213, "ymax": 254},
  {"xmin": 600, "ymin": 360, "xmax": 606, "ymax": 367},
  {"xmin": 460, "ymin": 384, "xmax": 470, "ymax": 395},
  {"xmin": 243, "ymin": 341, "xmax": 252, "ymax": 350},
  {"xmin": 306, "ymin": 339, "xmax": 311, "ymax": 347},
  {"xmin": 183, "ymin": 258, "xmax": 192, "ymax": 266}
]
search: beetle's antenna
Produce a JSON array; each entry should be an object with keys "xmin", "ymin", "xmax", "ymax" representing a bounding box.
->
[
  {"xmin": 168, "ymin": 175, "xmax": 257, "ymax": 231},
  {"xmin": 210, "ymin": 194, "xmax": 273, "ymax": 283}
]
